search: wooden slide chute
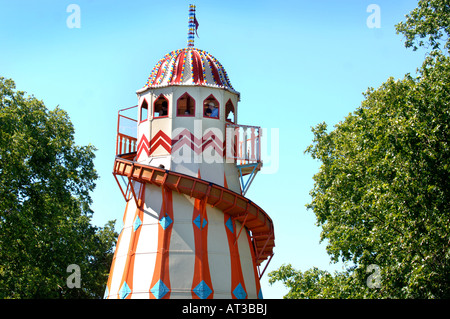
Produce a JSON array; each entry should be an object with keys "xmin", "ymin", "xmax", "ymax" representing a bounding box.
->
[{"xmin": 113, "ymin": 154, "xmax": 274, "ymax": 268}]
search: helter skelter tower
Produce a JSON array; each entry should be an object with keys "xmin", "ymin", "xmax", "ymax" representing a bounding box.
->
[{"xmin": 105, "ymin": 5, "xmax": 275, "ymax": 299}]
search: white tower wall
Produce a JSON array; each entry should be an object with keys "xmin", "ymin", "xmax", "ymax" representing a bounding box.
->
[{"xmin": 105, "ymin": 182, "xmax": 261, "ymax": 299}]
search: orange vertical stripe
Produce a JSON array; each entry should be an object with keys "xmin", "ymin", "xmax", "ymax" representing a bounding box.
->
[
  {"xmin": 246, "ymin": 228, "xmax": 262, "ymax": 299},
  {"xmin": 224, "ymin": 213, "xmax": 248, "ymax": 299},
  {"xmin": 122, "ymin": 183, "xmax": 145, "ymax": 298},
  {"xmin": 117, "ymin": 182, "xmax": 145, "ymax": 299},
  {"xmin": 191, "ymin": 198, "xmax": 214, "ymax": 299},
  {"xmin": 149, "ymin": 186, "xmax": 174, "ymax": 299},
  {"xmin": 105, "ymin": 197, "xmax": 132, "ymax": 298},
  {"xmin": 224, "ymin": 172, "xmax": 229, "ymax": 189}
]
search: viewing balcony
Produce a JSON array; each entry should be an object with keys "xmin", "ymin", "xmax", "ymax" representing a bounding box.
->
[
  {"xmin": 115, "ymin": 107, "xmax": 262, "ymax": 195},
  {"xmin": 225, "ymin": 123, "xmax": 262, "ymax": 195},
  {"xmin": 116, "ymin": 105, "xmax": 137, "ymax": 156}
]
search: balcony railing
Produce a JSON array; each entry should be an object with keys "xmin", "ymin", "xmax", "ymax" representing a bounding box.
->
[
  {"xmin": 225, "ymin": 123, "xmax": 262, "ymax": 195},
  {"xmin": 116, "ymin": 105, "xmax": 137, "ymax": 156},
  {"xmin": 225, "ymin": 123, "xmax": 262, "ymax": 165}
]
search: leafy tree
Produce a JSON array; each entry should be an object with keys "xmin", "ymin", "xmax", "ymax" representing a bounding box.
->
[
  {"xmin": 270, "ymin": 52, "xmax": 450, "ymax": 299},
  {"xmin": 396, "ymin": 0, "xmax": 450, "ymax": 53},
  {"xmin": 269, "ymin": 1, "xmax": 450, "ymax": 299},
  {"xmin": 269, "ymin": 264, "xmax": 366, "ymax": 299},
  {"xmin": 0, "ymin": 77, "xmax": 117, "ymax": 298}
]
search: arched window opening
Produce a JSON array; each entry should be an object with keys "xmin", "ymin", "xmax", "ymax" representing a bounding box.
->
[
  {"xmin": 140, "ymin": 99, "xmax": 148, "ymax": 122},
  {"xmin": 177, "ymin": 93, "xmax": 195, "ymax": 117},
  {"xmin": 225, "ymin": 100, "xmax": 235, "ymax": 123},
  {"xmin": 154, "ymin": 95, "xmax": 169, "ymax": 118},
  {"xmin": 203, "ymin": 95, "xmax": 219, "ymax": 119}
]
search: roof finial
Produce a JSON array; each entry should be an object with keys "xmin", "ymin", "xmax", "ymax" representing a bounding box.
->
[{"xmin": 187, "ymin": 4, "xmax": 199, "ymax": 48}]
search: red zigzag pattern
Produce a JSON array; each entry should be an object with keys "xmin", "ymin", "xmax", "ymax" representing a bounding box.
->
[
  {"xmin": 137, "ymin": 134, "xmax": 150, "ymax": 159},
  {"xmin": 138, "ymin": 130, "xmax": 225, "ymax": 158},
  {"xmin": 172, "ymin": 129, "xmax": 224, "ymax": 156}
]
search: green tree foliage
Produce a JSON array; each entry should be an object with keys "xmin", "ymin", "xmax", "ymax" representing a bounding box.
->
[
  {"xmin": 0, "ymin": 77, "xmax": 117, "ymax": 298},
  {"xmin": 269, "ymin": 1, "xmax": 450, "ymax": 299},
  {"xmin": 269, "ymin": 52, "xmax": 450, "ymax": 299},
  {"xmin": 269, "ymin": 264, "xmax": 365, "ymax": 299},
  {"xmin": 396, "ymin": 0, "xmax": 450, "ymax": 53}
]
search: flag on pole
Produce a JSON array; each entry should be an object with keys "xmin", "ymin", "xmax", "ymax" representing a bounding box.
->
[
  {"xmin": 194, "ymin": 12, "xmax": 199, "ymax": 37},
  {"xmin": 188, "ymin": 4, "xmax": 198, "ymax": 47}
]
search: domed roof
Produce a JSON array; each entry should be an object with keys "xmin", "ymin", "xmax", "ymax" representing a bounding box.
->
[{"xmin": 143, "ymin": 48, "xmax": 239, "ymax": 95}]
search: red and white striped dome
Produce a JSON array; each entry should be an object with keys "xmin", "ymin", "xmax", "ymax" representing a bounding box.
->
[{"xmin": 144, "ymin": 48, "xmax": 238, "ymax": 94}]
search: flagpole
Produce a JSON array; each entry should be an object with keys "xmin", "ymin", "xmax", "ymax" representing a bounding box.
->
[{"xmin": 187, "ymin": 4, "xmax": 197, "ymax": 48}]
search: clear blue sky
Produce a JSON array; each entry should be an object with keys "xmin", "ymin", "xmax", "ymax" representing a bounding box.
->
[{"xmin": 0, "ymin": 0, "xmax": 427, "ymax": 298}]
